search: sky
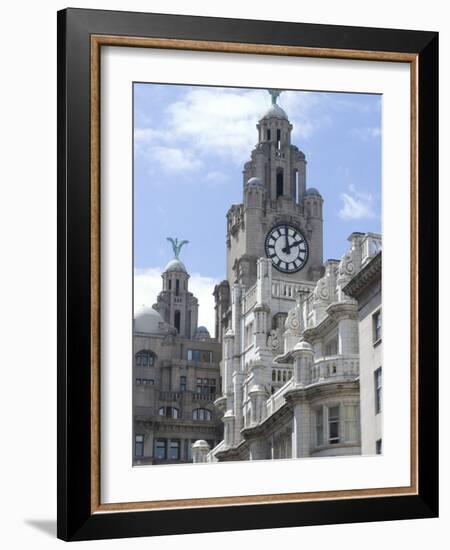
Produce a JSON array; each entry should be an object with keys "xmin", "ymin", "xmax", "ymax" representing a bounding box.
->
[{"xmin": 133, "ymin": 84, "xmax": 381, "ymax": 333}]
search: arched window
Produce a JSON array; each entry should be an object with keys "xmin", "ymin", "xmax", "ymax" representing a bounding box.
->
[
  {"xmin": 193, "ymin": 408, "xmax": 212, "ymax": 421},
  {"xmin": 276, "ymin": 168, "xmax": 284, "ymax": 198},
  {"xmin": 174, "ymin": 310, "xmax": 181, "ymax": 333},
  {"xmin": 135, "ymin": 350, "xmax": 157, "ymax": 367}
]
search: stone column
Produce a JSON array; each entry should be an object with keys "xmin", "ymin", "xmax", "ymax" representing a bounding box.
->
[
  {"xmin": 292, "ymin": 341, "xmax": 314, "ymax": 387},
  {"xmin": 291, "ymin": 401, "xmax": 311, "ymax": 458}
]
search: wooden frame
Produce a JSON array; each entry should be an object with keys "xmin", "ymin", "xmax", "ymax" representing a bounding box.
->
[{"xmin": 57, "ymin": 8, "xmax": 438, "ymax": 541}]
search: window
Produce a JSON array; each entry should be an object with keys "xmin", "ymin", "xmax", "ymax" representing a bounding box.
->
[
  {"xmin": 155, "ymin": 439, "xmax": 167, "ymax": 460},
  {"xmin": 174, "ymin": 310, "xmax": 181, "ymax": 333},
  {"xmin": 168, "ymin": 279, "xmax": 172, "ymax": 290},
  {"xmin": 244, "ymin": 323, "xmax": 253, "ymax": 348},
  {"xmin": 316, "ymin": 408, "xmax": 324, "ymax": 446},
  {"xmin": 376, "ymin": 439, "xmax": 382, "ymax": 455},
  {"xmin": 276, "ymin": 128, "xmax": 281, "ymax": 148},
  {"xmin": 196, "ymin": 378, "xmax": 216, "ymax": 398},
  {"xmin": 276, "ymin": 169, "xmax": 283, "ymax": 198},
  {"xmin": 266, "ymin": 128, "xmax": 271, "ymax": 140},
  {"xmin": 193, "ymin": 408, "xmax": 212, "ymax": 421},
  {"xmin": 136, "ymin": 378, "xmax": 142, "ymax": 385},
  {"xmin": 180, "ymin": 375, "xmax": 187, "ymax": 392},
  {"xmin": 374, "ymin": 367, "xmax": 382, "ymax": 414},
  {"xmin": 158, "ymin": 406, "xmax": 179, "ymax": 419},
  {"xmin": 135, "ymin": 434, "xmax": 144, "ymax": 457},
  {"xmin": 373, "ymin": 309, "xmax": 382, "ymax": 343},
  {"xmin": 135, "ymin": 350, "xmax": 156, "ymax": 366},
  {"xmin": 175, "ymin": 278, "xmax": 180, "ymax": 296},
  {"xmin": 187, "ymin": 349, "xmax": 212, "ymax": 363},
  {"xmin": 142, "ymin": 378, "xmax": 154, "ymax": 385},
  {"xmin": 325, "ymin": 338, "xmax": 338, "ymax": 357},
  {"xmin": 344, "ymin": 404, "xmax": 359, "ymax": 442},
  {"xmin": 169, "ymin": 440, "xmax": 180, "ymax": 460},
  {"xmin": 328, "ymin": 405, "xmax": 340, "ymax": 444}
]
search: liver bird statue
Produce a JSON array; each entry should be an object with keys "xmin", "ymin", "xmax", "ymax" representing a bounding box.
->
[{"xmin": 167, "ymin": 237, "xmax": 189, "ymax": 259}]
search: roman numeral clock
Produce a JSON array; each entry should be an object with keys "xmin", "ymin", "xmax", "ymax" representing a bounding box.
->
[{"xmin": 265, "ymin": 224, "xmax": 309, "ymax": 273}]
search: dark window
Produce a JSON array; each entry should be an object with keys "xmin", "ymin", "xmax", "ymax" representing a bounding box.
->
[
  {"xmin": 196, "ymin": 378, "xmax": 216, "ymax": 399},
  {"xmin": 267, "ymin": 128, "xmax": 271, "ymax": 140},
  {"xmin": 174, "ymin": 310, "xmax": 181, "ymax": 333},
  {"xmin": 168, "ymin": 279, "xmax": 172, "ymax": 290},
  {"xmin": 155, "ymin": 439, "xmax": 167, "ymax": 460},
  {"xmin": 180, "ymin": 375, "xmax": 187, "ymax": 392},
  {"xmin": 376, "ymin": 439, "xmax": 382, "ymax": 454},
  {"xmin": 193, "ymin": 408, "xmax": 212, "ymax": 421},
  {"xmin": 170, "ymin": 440, "xmax": 180, "ymax": 460},
  {"xmin": 142, "ymin": 378, "xmax": 154, "ymax": 385},
  {"xmin": 374, "ymin": 368, "xmax": 382, "ymax": 414},
  {"xmin": 276, "ymin": 170, "xmax": 284, "ymax": 198},
  {"xmin": 276, "ymin": 128, "xmax": 281, "ymax": 148},
  {"xmin": 187, "ymin": 349, "xmax": 212, "ymax": 363},
  {"xmin": 158, "ymin": 406, "xmax": 179, "ymax": 419},
  {"xmin": 135, "ymin": 350, "xmax": 156, "ymax": 366},
  {"xmin": 373, "ymin": 310, "xmax": 382, "ymax": 343},
  {"xmin": 328, "ymin": 406, "xmax": 340, "ymax": 444},
  {"xmin": 175, "ymin": 279, "xmax": 180, "ymax": 296},
  {"xmin": 135, "ymin": 434, "xmax": 144, "ymax": 457},
  {"xmin": 136, "ymin": 378, "xmax": 142, "ymax": 385}
]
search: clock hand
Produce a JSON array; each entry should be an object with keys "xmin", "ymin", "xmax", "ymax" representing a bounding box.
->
[
  {"xmin": 282, "ymin": 237, "xmax": 304, "ymax": 254},
  {"xmin": 284, "ymin": 225, "xmax": 290, "ymax": 254}
]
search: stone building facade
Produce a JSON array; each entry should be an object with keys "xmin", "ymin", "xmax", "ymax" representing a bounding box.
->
[
  {"xmin": 133, "ymin": 254, "xmax": 223, "ymax": 465},
  {"xmin": 192, "ymin": 92, "xmax": 382, "ymax": 462},
  {"xmin": 344, "ymin": 245, "xmax": 382, "ymax": 455}
]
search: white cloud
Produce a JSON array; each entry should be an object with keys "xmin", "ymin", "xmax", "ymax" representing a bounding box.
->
[
  {"xmin": 338, "ymin": 184, "xmax": 376, "ymax": 221},
  {"xmin": 134, "ymin": 267, "xmax": 219, "ymax": 335},
  {"xmin": 350, "ymin": 126, "xmax": 381, "ymax": 141},
  {"xmin": 134, "ymin": 88, "xmax": 326, "ymax": 177}
]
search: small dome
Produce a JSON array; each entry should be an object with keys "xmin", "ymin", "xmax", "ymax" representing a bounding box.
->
[
  {"xmin": 304, "ymin": 187, "xmax": 321, "ymax": 197},
  {"xmin": 248, "ymin": 384, "xmax": 267, "ymax": 394},
  {"xmin": 194, "ymin": 326, "xmax": 211, "ymax": 340},
  {"xmin": 293, "ymin": 340, "xmax": 314, "ymax": 352},
  {"xmin": 192, "ymin": 439, "xmax": 210, "ymax": 449},
  {"xmin": 164, "ymin": 258, "xmax": 187, "ymax": 273},
  {"xmin": 261, "ymin": 104, "xmax": 288, "ymax": 120},
  {"xmin": 246, "ymin": 176, "xmax": 264, "ymax": 187},
  {"xmin": 134, "ymin": 306, "xmax": 165, "ymax": 334}
]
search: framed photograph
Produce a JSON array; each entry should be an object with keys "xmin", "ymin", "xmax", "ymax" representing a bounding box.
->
[{"xmin": 57, "ymin": 8, "xmax": 438, "ymax": 541}]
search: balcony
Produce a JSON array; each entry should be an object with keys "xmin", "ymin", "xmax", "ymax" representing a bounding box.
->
[{"xmin": 309, "ymin": 355, "xmax": 359, "ymax": 383}]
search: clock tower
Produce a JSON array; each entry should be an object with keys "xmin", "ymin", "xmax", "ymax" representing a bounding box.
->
[{"xmin": 226, "ymin": 90, "xmax": 324, "ymax": 289}]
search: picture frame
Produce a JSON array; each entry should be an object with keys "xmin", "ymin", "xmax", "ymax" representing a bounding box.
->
[{"xmin": 57, "ymin": 7, "xmax": 438, "ymax": 542}]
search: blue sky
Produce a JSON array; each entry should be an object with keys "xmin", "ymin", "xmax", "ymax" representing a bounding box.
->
[{"xmin": 133, "ymin": 83, "xmax": 381, "ymax": 332}]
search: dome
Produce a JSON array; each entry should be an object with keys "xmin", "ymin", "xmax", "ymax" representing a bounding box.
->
[
  {"xmin": 134, "ymin": 306, "xmax": 165, "ymax": 334},
  {"xmin": 164, "ymin": 258, "xmax": 187, "ymax": 273},
  {"xmin": 304, "ymin": 187, "xmax": 321, "ymax": 197},
  {"xmin": 192, "ymin": 440, "xmax": 210, "ymax": 449},
  {"xmin": 194, "ymin": 325, "xmax": 211, "ymax": 340},
  {"xmin": 246, "ymin": 176, "xmax": 264, "ymax": 187},
  {"xmin": 293, "ymin": 340, "xmax": 314, "ymax": 353},
  {"xmin": 261, "ymin": 104, "xmax": 288, "ymax": 120}
]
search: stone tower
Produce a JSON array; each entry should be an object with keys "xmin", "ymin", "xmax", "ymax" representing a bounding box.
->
[
  {"xmin": 226, "ymin": 91, "xmax": 324, "ymax": 289},
  {"xmin": 153, "ymin": 240, "xmax": 199, "ymax": 339}
]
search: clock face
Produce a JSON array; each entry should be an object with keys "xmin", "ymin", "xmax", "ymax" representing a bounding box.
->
[{"xmin": 265, "ymin": 224, "xmax": 309, "ymax": 273}]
